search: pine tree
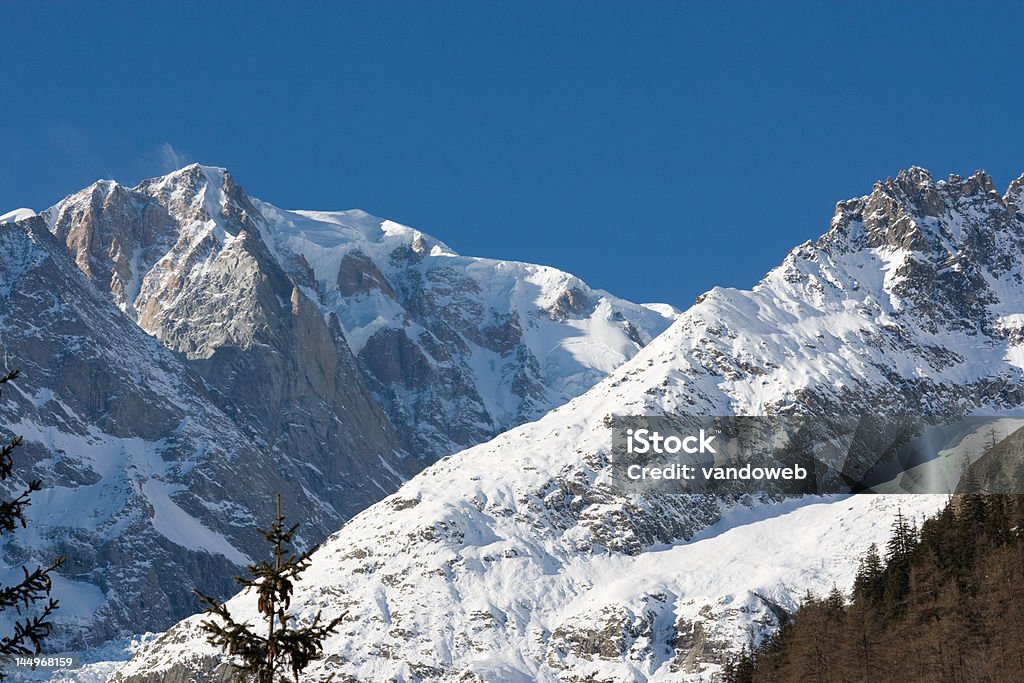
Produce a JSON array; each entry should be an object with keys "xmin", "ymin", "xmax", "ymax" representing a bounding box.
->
[
  {"xmin": 0, "ymin": 369, "xmax": 64, "ymax": 678},
  {"xmin": 825, "ymin": 584, "xmax": 846, "ymax": 614},
  {"xmin": 195, "ymin": 494, "xmax": 344, "ymax": 683},
  {"xmin": 880, "ymin": 508, "xmax": 917, "ymax": 618}
]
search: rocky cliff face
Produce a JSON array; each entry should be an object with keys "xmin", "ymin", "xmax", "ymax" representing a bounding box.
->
[
  {"xmin": 47, "ymin": 167, "xmax": 413, "ymax": 519},
  {"xmin": 0, "ymin": 164, "xmax": 670, "ymax": 651},
  {"xmin": 114, "ymin": 167, "xmax": 1024, "ymax": 682},
  {"xmin": 0, "ymin": 215, "xmax": 412, "ymax": 650}
]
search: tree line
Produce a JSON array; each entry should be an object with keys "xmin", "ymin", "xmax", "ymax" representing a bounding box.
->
[{"xmin": 723, "ymin": 494, "xmax": 1024, "ymax": 683}]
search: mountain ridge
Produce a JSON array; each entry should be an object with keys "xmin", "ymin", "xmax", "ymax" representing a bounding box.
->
[
  {"xmin": 44, "ymin": 163, "xmax": 677, "ymax": 460},
  {"xmin": 113, "ymin": 165, "xmax": 1024, "ymax": 682}
]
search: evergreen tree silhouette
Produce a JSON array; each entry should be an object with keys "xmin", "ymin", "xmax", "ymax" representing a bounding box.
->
[
  {"xmin": 195, "ymin": 494, "xmax": 344, "ymax": 683},
  {"xmin": 0, "ymin": 370, "xmax": 64, "ymax": 678}
]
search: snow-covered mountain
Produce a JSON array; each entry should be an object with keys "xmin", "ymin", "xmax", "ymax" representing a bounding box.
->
[
  {"xmin": 0, "ymin": 208, "xmax": 36, "ymax": 224},
  {"xmin": 114, "ymin": 167, "xmax": 1024, "ymax": 682},
  {"xmin": 45, "ymin": 165, "xmax": 675, "ymax": 462},
  {"xmin": 0, "ymin": 165, "xmax": 671, "ymax": 650},
  {"xmin": 253, "ymin": 201, "xmax": 675, "ymax": 460}
]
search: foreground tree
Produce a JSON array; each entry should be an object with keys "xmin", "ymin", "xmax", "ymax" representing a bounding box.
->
[
  {"xmin": 0, "ymin": 369, "xmax": 64, "ymax": 678},
  {"xmin": 196, "ymin": 494, "xmax": 344, "ymax": 683}
]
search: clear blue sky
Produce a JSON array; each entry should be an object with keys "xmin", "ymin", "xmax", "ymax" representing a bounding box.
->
[{"xmin": 2, "ymin": 1, "xmax": 1023, "ymax": 308}]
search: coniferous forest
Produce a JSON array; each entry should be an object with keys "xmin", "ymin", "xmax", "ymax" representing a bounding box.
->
[{"xmin": 724, "ymin": 494, "xmax": 1024, "ymax": 683}]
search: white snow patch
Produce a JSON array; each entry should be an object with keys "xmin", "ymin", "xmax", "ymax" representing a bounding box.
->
[
  {"xmin": 142, "ymin": 480, "xmax": 250, "ymax": 565},
  {"xmin": 0, "ymin": 208, "xmax": 36, "ymax": 224}
]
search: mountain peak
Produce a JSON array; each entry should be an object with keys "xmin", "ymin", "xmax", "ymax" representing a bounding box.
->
[
  {"xmin": 0, "ymin": 207, "xmax": 37, "ymax": 224},
  {"xmin": 161, "ymin": 161, "xmax": 229, "ymax": 182},
  {"xmin": 897, "ymin": 164, "xmax": 934, "ymax": 185},
  {"xmin": 135, "ymin": 163, "xmax": 231, "ymax": 197},
  {"xmin": 867, "ymin": 165, "xmax": 1003, "ymax": 206},
  {"xmin": 820, "ymin": 167, "xmax": 1023, "ymax": 258},
  {"xmin": 131, "ymin": 163, "xmax": 258, "ymax": 234},
  {"xmin": 1003, "ymin": 172, "xmax": 1024, "ymax": 214}
]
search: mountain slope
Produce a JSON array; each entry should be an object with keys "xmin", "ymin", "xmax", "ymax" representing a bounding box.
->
[{"xmin": 115, "ymin": 167, "xmax": 1024, "ymax": 682}]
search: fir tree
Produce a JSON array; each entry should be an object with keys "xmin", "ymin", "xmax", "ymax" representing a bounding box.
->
[
  {"xmin": 884, "ymin": 508, "xmax": 917, "ymax": 568},
  {"xmin": 881, "ymin": 508, "xmax": 918, "ymax": 617},
  {"xmin": 825, "ymin": 584, "xmax": 846, "ymax": 614},
  {"xmin": 196, "ymin": 494, "xmax": 344, "ymax": 683},
  {"xmin": 0, "ymin": 369, "xmax": 64, "ymax": 678},
  {"xmin": 852, "ymin": 542, "xmax": 884, "ymax": 604}
]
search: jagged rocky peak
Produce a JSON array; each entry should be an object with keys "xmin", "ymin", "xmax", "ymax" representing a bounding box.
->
[
  {"xmin": 134, "ymin": 163, "xmax": 258, "ymax": 231},
  {"xmin": 58, "ymin": 165, "xmax": 296, "ymax": 357},
  {"xmin": 47, "ymin": 179, "xmax": 166, "ymax": 316},
  {"xmin": 781, "ymin": 166, "xmax": 1024, "ymax": 335},
  {"xmin": 822, "ymin": 166, "xmax": 1022, "ymax": 254},
  {"xmin": 39, "ymin": 162, "xmax": 413, "ymax": 479},
  {"xmin": 1005, "ymin": 172, "xmax": 1024, "ymax": 215},
  {"xmin": 44, "ymin": 164, "xmax": 265, "ymax": 320}
]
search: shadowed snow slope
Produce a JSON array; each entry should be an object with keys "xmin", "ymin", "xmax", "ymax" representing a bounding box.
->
[{"xmin": 115, "ymin": 166, "xmax": 1024, "ymax": 682}]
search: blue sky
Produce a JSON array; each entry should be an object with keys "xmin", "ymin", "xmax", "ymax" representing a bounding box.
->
[{"xmin": 2, "ymin": 1, "xmax": 1023, "ymax": 307}]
